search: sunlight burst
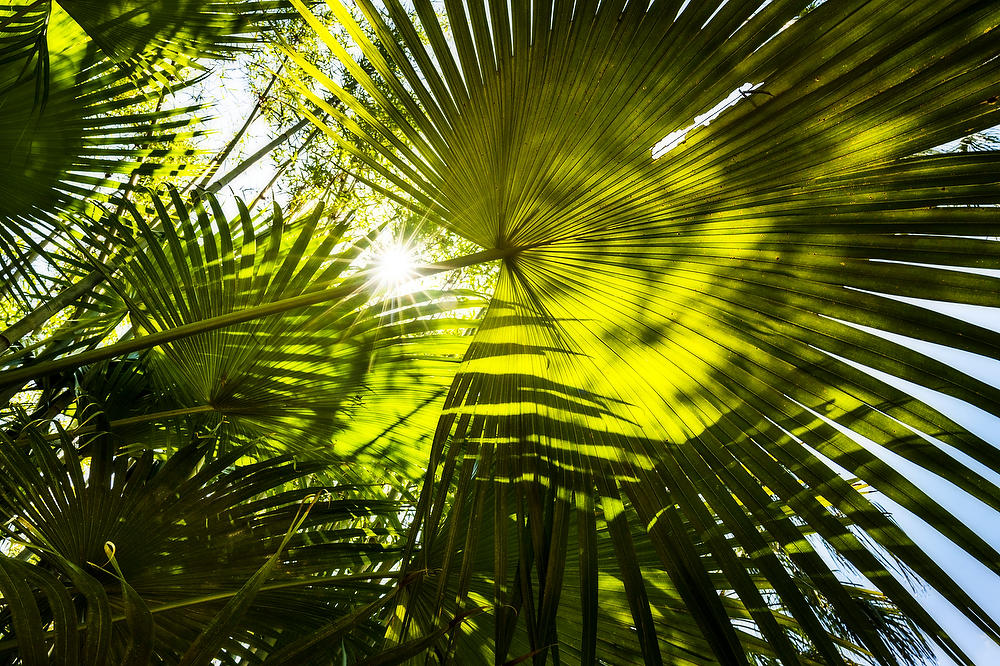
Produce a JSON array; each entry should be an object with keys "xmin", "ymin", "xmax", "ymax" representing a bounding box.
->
[{"xmin": 375, "ymin": 244, "xmax": 418, "ymax": 287}]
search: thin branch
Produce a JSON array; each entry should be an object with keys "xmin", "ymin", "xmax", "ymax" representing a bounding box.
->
[
  {"xmin": 185, "ymin": 62, "xmax": 286, "ymax": 194},
  {"xmin": 248, "ymin": 126, "xmax": 322, "ymax": 210},
  {"xmin": 204, "ymin": 115, "xmax": 314, "ymax": 195}
]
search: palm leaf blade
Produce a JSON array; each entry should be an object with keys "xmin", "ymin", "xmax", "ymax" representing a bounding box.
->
[{"xmin": 288, "ymin": 1, "xmax": 1000, "ymax": 662}]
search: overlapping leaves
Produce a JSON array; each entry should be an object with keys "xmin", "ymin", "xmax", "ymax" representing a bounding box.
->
[
  {"xmin": 0, "ymin": 180, "xmax": 489, "ymax": 659},
  {"xmin": 0, "ymin": 0, "xmax": 295, "ymax": 287},
  {"xmin": 70, "ymin": 190, "xmax": 484, "ymax": 474},
  {"xmin": 0, "ymin": 2, "xmax": 203, "ymax": 266},
  {"xmin": 0, "ymin": 425, "xmax": 402, "ymax": 664},
  {"xmin": 57, "ymin": 0, "xmax": 292, "ymax": 80}
]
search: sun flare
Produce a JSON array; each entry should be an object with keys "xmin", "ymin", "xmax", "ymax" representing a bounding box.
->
[{"xmin": 374, "ymin": 244, "xmax": 417, "ymax": 286}]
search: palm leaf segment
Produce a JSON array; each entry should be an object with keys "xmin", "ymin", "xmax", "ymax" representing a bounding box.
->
[
  {"xmin": 0, "ymin": 426, "xmax": 401, "ymax": 663},
  {"xmin": 56, "ymin": 0, "xmax": 292, "ymax": 78},
  {"xmin": 0, "ymin": 2, "xmax": 202, "ymax": 242},
  {"xmin": 291, "ymin": 1, "xmax": 1000, "ymax": 663},
  {"xmin": 77, "ymin": 190, "xmax": 484, "ymax": 475},
  {"xmin": 0, "ymin": 0, "xmax": 290, "ymax": 267}
]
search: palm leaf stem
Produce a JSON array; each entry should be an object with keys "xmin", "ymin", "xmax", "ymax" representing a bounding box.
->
[
  {"xmin": 40, "ymin": 405, "xmax": 219, "ymax": 440},
  {"xmin": 142, "ymin": 572, "xmax": 404, "ymax": 616},
  {"xmin": 0, "ymin": 270, "xmax": 104, "ymax": 354}
]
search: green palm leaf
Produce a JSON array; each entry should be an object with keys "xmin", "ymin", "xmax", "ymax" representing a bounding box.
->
[
  {"xmin": 393, "ymin": 486, "xmax": 931, "ymax": 665},
  {"xmin": 0, "ymin": 0, "xmax": 305, "ymax": 299},
  {"xmin": 0, "ymin": 425, "xmax": 402, "ymax": 663},
  {"xmin": 0, "ymin": 2, "xmax": 205, "ymax": 264},
  {"xmin": 29, "ymin": 190, "xmax": 485, "ymax": 474},
  {"xmin": 56, "ymin": 0, "xmax": 293, "ymax": 80},
  {"xmin": 288, "ymin": 1, "xmax": 1000, "ymax": 663}
]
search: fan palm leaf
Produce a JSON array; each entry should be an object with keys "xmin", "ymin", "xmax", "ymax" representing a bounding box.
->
[
  {"xmin": 392, "ymin": 485, "xmax": 931, "ymax": 666},
  {"xmin": 55, "ymin": 0, "xmax": 293, "ymax": 80},
  {"xmin": 3, "ymin": 189, "xmax": 489, "ymax": 478},
  {"xmin": 0, "ymin": 425, "xmax": 402, "ymax": 664},
  {"xmin": 0, "ymin": 2, "xmax": 205, "ymax": 271},
  {"xmin": 287, "ymin": 1, "xmax": 1000, "ymax": 663},
  {"xmin": 88, "ymin": 191, "xmax": 485, "ymax": 469},
  {"xmin": 0, "ymin": 0, "xmax": 296, "ymax": 290}
]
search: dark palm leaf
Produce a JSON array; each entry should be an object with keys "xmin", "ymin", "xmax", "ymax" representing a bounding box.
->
[
  {"xmin": 391, "ymin": 485, "xmax": 932, "ymax": 666},
  {"xmin": 288, "ymin": 1, "xmax": 1000, "ymax": 663},
  {"xmin": 56, "ymin": 0, "xmax": 294, "ymax": 81},
  {"xmin": 0, "ymin": 2, "xmax": 205, "ymax": 271},
  {"xmin": 0, "ymin": 425, "xmax": 401, "ymax": 664}
]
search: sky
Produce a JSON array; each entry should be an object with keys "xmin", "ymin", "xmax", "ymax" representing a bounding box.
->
[{"xmin": 865, "ymin": 327, "xmax": 1000, "ymax": 665}]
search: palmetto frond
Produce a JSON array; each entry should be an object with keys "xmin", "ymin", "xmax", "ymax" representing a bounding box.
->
[
  {"xmin": 2, "ymin": 189, "xmax": 486, "ymax": 475},
  {"xmin": 289, "ymin": 1, "xmax": 1000, "ymax": 663},
  {"xmin": 395, "ymin": 485, "xmax": 932, "ymax": 666},
  {"xmin": 0, "ymin": 0, "xmax": 295, "ymax": 289},
  {"xmin": 0, "ymin": 2, "xmax": 204, "ymax": 274},
  {"xmin": 0, "ymin": 425, "xmax": 402, "ymax": 663},
  {"xmin": 56, "ymin": 0, "xmax": 293, "ymax": 79}
]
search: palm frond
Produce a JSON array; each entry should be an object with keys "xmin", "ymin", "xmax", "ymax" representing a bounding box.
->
[
  {"xmin": 0, "ymin": 424, "xmax": 401, "ymax": 663},
  {"xmin": 10, "ymin": 189, "xmax": 486, "ymax": 474},
  {"xmin": 0, "ymin": 2, "xmax": 206, "ymax": 271},
  {"xmin": 289, "ymin": 1, "xmax": 1000, "ymax": 663},
  {"xmin": 392, "ymin": 483, "xmax": 932, "ymax": 666},
  {"xmin": 57, "ymin": 0, "xmax": 294, "ymax": 81}
]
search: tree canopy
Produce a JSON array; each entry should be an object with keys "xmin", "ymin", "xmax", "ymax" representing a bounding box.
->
[{"xmin": 2, "ymin": 1, "xmax": 1000, "ymax": 664}]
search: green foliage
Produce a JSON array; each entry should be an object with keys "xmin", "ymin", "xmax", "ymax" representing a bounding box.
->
[
  {"xmin": 3, "ymin": 0, "xmax": 1000, "ymax": 664},
  {"xmin": 0, "ymin": 426, "xmax": 401, "ymax": 663},
  {"xmin": 289, "ymin": 0, "xmax": 1000, "ymax": 663},
  {"xmin": 57, "ymin": 0, "xmax": 292, "ymax": 78},
  {"xmin": 0, "ymin": 2, "xmax": 202, "ymax": 231}
]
